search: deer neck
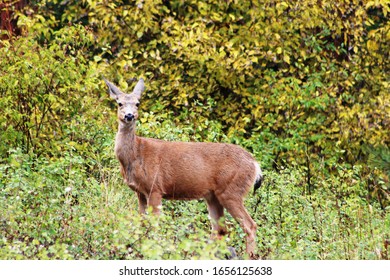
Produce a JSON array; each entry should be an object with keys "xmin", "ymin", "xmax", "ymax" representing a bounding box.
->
[{"xmin": 115, "ymin": 122, "xmax": 138, "ymax": 163}]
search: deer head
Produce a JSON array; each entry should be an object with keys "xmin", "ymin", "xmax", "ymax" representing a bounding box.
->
[{"xmin": 104, "ymin": 78, "xmax": 145, "ymax": 124}]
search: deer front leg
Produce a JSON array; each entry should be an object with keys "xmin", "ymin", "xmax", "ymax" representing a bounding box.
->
[{"xmin": 137, "ymin": 192, "xmax": 147, "ymax": 214}]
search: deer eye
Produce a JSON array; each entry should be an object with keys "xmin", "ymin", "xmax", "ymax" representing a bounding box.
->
[
  {"xmin": 135, "ymin": 102, "xmax": 140, "ymax": 107},
  {"xmin": 118, "ymin": 102, "xmax": 123, "ymax": 107}
]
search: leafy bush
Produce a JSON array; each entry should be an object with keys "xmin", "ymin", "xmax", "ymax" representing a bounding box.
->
[
  {"xmin": 1, "ymin": 147, "xmax": 389, "ymax": 260},
  {"xmin": 0, "ymin": 22, "xmax": 102, "ymax": 157},
  {"xmin": 0, "ymin": 0, "xmax": 388, "ymax": 260}
]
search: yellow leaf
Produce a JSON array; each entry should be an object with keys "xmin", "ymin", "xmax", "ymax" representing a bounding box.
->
[
  {"xmin": 283, "ymin": 54, "xmax": 291, "ymax": 64},
  {"xmin": 367, "ymin": 40, "xmax": 379, "ymax": 51},
  {"xmin": 280, "ymin": 2, "xmax": 289, "ymax": 8},
  {"xmin": 300, "ymin": 49, "xmax": 306, "ymax": 59}
]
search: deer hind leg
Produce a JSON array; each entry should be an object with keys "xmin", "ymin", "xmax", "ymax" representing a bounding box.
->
[
  {"xmin": 205, "ymin": 193, "xmax": 227, "ymax": 238},
  {"xmin": 147, "ymin": 191, "xmax": 162, "ymax": 215},
  {"xmin": 217, "ymin": 194, "xmax": 257, "ymax": 258}
]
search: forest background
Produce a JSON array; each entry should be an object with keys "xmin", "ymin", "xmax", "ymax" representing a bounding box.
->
[{"xmin": 0, "ymin": 0, "xmax": 389, "ymax": 260}]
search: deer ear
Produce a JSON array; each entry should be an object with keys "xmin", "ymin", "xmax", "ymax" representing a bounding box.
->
[
  {"xmin": 132, "ymin": 78, "xmax": 145, "ymax": 99},
  {"xmin": 103, "ymin": 78, "xmax": 124, "ymax": 99}
]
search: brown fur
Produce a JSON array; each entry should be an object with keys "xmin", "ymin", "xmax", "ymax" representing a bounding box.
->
[{"xmin": 104, "ymin": 78, "xmax": 263, "ymax": 258}]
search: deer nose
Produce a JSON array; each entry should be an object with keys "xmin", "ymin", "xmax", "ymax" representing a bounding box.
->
[{"xmin": 125, "ymin": 113, "xmax": 135, "ymax": 121}]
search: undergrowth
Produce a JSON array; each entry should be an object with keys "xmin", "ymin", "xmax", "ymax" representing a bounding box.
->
[{"xmin": 1, "ymin": 135, "xmax": 389, "ymax": 260}]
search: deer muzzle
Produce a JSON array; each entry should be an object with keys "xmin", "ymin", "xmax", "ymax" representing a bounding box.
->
[{"xmin": 125, "ymin": 113, "xmax": 135, "ymax": 122}]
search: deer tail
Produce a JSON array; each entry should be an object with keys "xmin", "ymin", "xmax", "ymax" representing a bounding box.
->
[{"xmin": 253, "ymin": 161, "xmax": 263, "ymax": 194}]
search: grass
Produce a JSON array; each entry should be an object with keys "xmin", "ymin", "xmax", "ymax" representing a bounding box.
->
[{"xmin": 1, "ymin": 146, "xmax": 389, "ymax": 260}]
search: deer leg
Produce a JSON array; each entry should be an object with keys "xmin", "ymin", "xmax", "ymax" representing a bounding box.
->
[
  {"xmin": 137, "ymin": 192, "xmax": 147, "ymax": 214},
  {"xmin": 205, "ymin": 193, "xmax": 227, "ymax": 238},
  {"xmin": 147, "ymin": 192, "xmax": 162, "ymax": 215},
  {"xmin": 217, "ymin": 195, "xmax": 257, "ymax": 258}
]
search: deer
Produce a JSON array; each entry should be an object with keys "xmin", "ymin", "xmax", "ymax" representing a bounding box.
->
[{"xmin": 104, "ymin": 78, "xmax": 263, "ymax": 258}]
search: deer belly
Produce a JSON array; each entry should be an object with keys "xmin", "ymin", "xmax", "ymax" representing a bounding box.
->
[{"xmin": 162, "ymin": 177, "xmax": 214, "ymax": 200}]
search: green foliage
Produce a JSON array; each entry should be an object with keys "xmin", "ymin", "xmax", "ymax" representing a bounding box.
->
[
  {"xmin": 0, "ymin": 0, "xmax": 389, "ymax": 260},
  {"xmin": 1, "ymin": 148, "xmax": 389, "ymax": 260},
  {"xmin": 254, "ymin": 169, "xmax": 390, "ymax": 259},
  {"xmin": 0, "ymin": 23, "xmax": 105, "ymax": 157}
]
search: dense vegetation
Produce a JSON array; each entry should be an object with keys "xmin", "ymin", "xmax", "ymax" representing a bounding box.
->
[{"xmin": 0, "ymin": 0, "xmax": 389, "ymax": 259}]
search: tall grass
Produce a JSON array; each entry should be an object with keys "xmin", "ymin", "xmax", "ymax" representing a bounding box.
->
[{"xmin": 1, "ymin": 146, "xmax": 388, "ymax": 260}]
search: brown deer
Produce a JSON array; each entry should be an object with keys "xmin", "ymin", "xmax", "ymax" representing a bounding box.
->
[{"xmin": 104, "ymin": 78, "xmax": 263, "ymax": 258}]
